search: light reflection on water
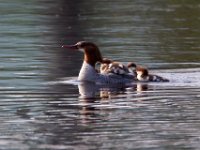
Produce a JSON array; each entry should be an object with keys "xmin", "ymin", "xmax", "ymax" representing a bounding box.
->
[{"xmin": 0, "ymin": 0, "xmax": 200, "ymax": 149}]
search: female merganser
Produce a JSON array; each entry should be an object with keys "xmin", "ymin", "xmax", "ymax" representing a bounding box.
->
[{"xmin": 62, "ymin": 41, "xmax": 136, "ymax": 84}]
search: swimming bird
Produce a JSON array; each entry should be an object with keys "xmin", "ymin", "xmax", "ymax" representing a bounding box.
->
[
  {"xmin": 106, "ymin": 61, "xmax": 169, "ymax": 82},
  {"xmin": 126, "ymin": 62, "xmax": 169, "ymax": 82},
  {"xmin": 100, "ymin": 59, "xmax": 131, "ymax": 75},
  {"xmin": 135, "ymin": 66, "xmax": 169, "ymax": 82},
  {"xmin": 62, "ymin": 41, "xmax": 136, "ymax": 84}
]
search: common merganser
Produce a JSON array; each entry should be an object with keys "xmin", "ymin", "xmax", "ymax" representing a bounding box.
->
[
  {"xmin": 100, "ymin": 60, "xmax": 169, "ymax": 82},
  {"xmin": 100, "ymin": 59, "xmax": 131, "ymax": 75},
  {"xmin": 62, "ymin": 41, "xmax": 136, "ymax": 84},
  {"xmin": 135, "ymin": 66, "xmax": 169, "ymax": 82}
]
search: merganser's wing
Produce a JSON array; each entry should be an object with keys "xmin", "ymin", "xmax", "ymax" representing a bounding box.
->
[{"xmin": 96, "ymin": 73, "xmax": 136, "ymax": 84}]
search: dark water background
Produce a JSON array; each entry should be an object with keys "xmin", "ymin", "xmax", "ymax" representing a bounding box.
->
[{"xmin": 0, "ymin": 0, "xmax": 200, "ymax": 149}]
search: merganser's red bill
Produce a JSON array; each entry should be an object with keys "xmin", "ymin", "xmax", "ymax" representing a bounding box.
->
[{"xmin": 62, "ymin": 44, "xmax": 78, "ymax": 49}]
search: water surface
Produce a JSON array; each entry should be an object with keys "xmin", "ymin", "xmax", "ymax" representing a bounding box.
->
[{"xmin": 0, "ymin": 0, "xmax": 200, "ymax": 149}]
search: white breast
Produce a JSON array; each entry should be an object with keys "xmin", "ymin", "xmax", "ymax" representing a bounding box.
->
[{"xmin": 78, "ymin": 61, "xmax": 97, "ymax": 82}]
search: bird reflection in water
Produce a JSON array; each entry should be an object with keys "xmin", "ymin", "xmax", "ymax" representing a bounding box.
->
[
  {"xmin": 78, "ymin": 82, "xmax": 149, "ymax": 99},
  {"xmin": 78, "ymin": 82, "xmax": 100, "ymax": 124},
  {"xmin": 78, "ymin": 81, "xmax": 149, "ymax": 124}
]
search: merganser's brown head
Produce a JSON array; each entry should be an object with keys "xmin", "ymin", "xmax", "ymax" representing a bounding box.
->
[
  {"xmin": 62, "ymin": 41, "xmax": 103, "ymax": 67},
  {"xmin": 137, "ymin": 67, "xmax": 148, "ymax": 76},
  {"xmin": 136, "ymin": 67, "xmax": 169, "ymax": 82},
  {"xmin": 135, "ymin": 67, "xmax": 149, "ymax": 81},
  {"xmin": 127, "ymin": 62, "xmax": 148, "ymax": 78}
]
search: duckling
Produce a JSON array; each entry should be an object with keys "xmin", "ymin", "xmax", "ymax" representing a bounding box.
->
[{"xmin": 136, "ymin": 66, "xmax": 169, "ymax": 82}]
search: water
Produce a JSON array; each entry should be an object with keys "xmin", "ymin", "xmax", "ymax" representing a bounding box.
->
[{"xmin": 0, "ymin": 0, "xmax": 200, "ymax": 149}]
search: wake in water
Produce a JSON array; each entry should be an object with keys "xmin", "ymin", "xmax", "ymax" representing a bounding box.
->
[
  {"xmin": 153, "ymin": 68, "xmax": 200, "ymax": 87},
  {"xmin": 47, "ymin": 68, "xmax": 200, "ymax": 98},
  {"xmin": 53, "ymin": 68, "xmax": 200, "ymax": 87}
]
